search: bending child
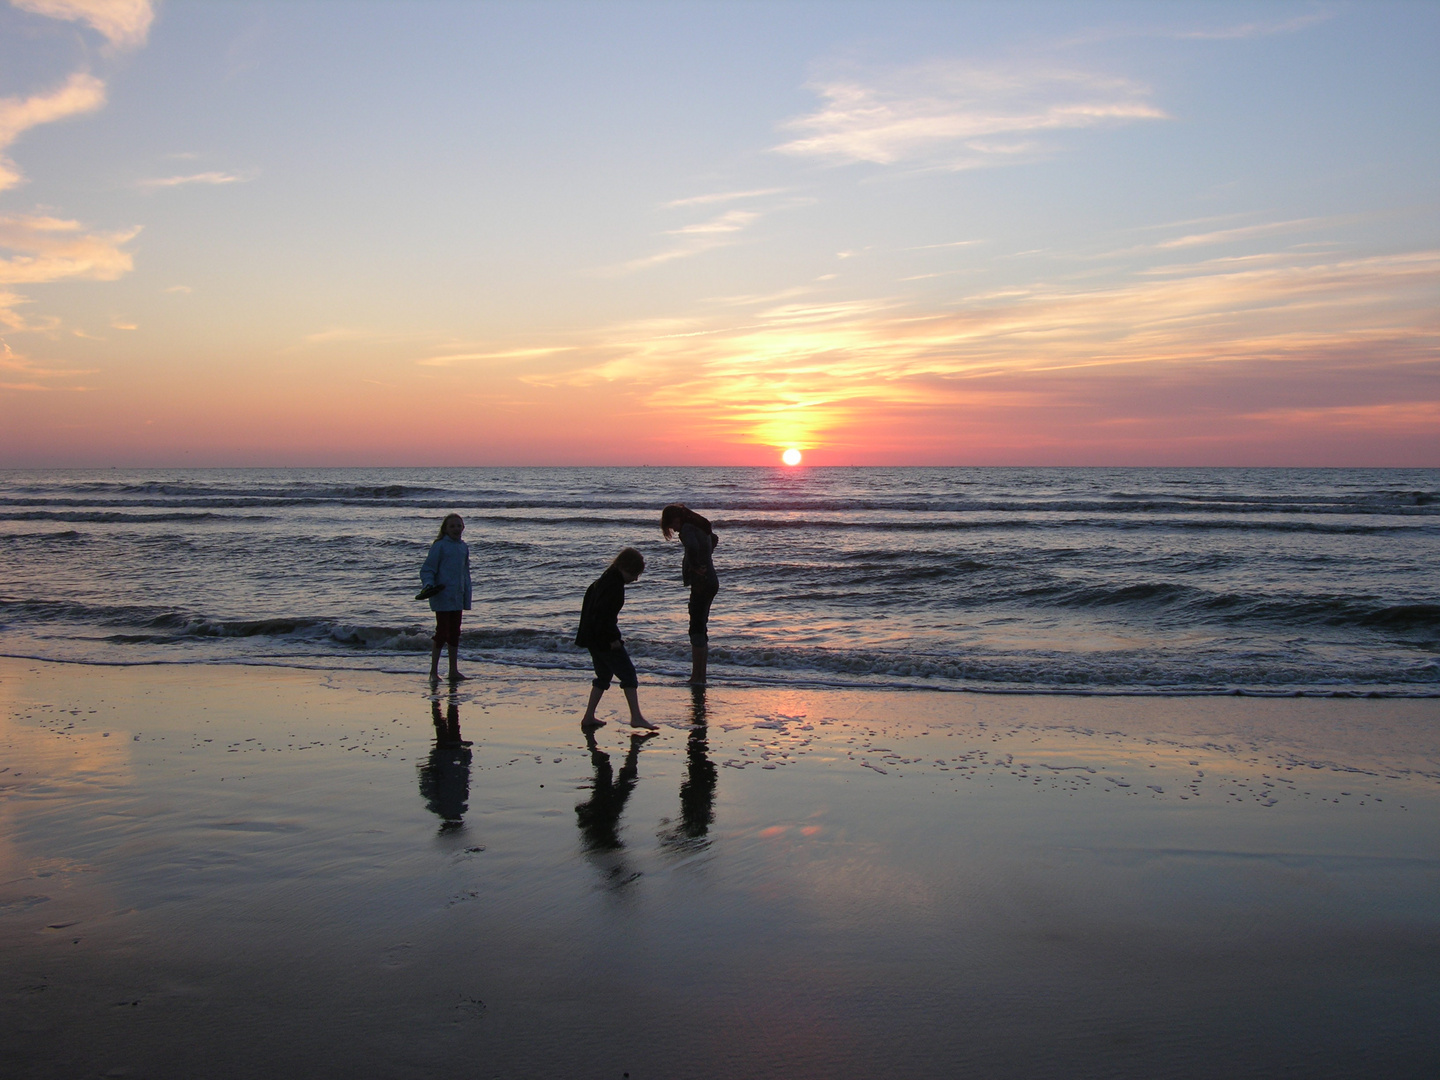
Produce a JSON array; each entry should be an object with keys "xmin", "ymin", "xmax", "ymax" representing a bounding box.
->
[
  {"xmin": 660, "ymin": 503, "xmax": 719, "ymax": 685},
  {"xmin": 576, "ymin": 547, "xmax": 656, "ymax": 731}
]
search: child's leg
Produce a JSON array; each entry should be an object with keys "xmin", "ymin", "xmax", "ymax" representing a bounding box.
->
[
  {"xmin": 611, "ymin": 646, "xmax": 655, "ymax": 729},
  {"xmin": 687, "ymin": 577, "xmax": 717, "ymax": 684},
  {"xmin": 582, "ymin": 648, "xmax": 611, "ymax": 727},
  {"xmin": 581, "ymin": 684, "xmax": 606, "ymax": 726},
  {"xmin": 621, "ymin": 685, "xmax": 655, "ymax": 730},
  {"xmin": 599, "ymin": 648, "xmax": 656, "ymax": 731},
  {"xmin": 437, "ymin": 612, "xmax": 464, "ymax": 680},
  {"xmin": 429, "ymin": 612, "xmax": 447, "ymax": 679},
  {"xmin": 449, "ymin": 613, "xmax": 466, "ymax": 679}
]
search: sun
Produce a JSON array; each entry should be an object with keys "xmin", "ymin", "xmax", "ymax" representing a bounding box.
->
[{"xmin": 781, "ymin": 448, "xmax": 802, "ymax": 466}]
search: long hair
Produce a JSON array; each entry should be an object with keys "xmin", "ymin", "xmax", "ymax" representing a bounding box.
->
[
  {"xmin": 660, "ymin": 503, "xmax": 712, "ymax": 541},
  {"xmin": 610, "ymin": 547, "xmax": 645, "ymax": 577},
  {"xmin": 434, "ymin": 513, "xmax": 464, "ymax": 541}
]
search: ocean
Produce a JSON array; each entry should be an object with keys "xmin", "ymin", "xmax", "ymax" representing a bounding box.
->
[{"xmin": 0, "ymin": 466, "xmax": 1436, "ymax": 696}]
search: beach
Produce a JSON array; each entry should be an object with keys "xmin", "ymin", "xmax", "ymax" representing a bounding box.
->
[{"xmin": 4, "ymin": 656, "xmax": 1437, "ymax": 1079}]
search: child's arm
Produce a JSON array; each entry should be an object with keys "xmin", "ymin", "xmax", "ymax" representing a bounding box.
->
[
  {"xmin": 680, "ymin": 523, "xmax": 714, "ymax": 577},
  {"xmin": 420, "ymin": 541, "xmax": 442, "ymax": 588},
  {"xmin": 592, "ymin": 573, "xmax": 625, "ymax": 647}
]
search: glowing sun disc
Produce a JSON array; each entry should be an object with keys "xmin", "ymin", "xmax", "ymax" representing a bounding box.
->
[{"xmin": 782, "ymin": 448, "xmax": 802, "ymax": 466}]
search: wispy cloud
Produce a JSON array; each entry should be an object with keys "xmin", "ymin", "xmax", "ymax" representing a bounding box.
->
[
  {"xmin": 908, "ymin": 239, "xmax": 984, "ymax": 251},
  {"xmin": 664, "ymin": 188, "xmax": 789, "ymax": 208},
  {"xmin": 0, "ymin": 72, "xmax": 107, "ymax": 191},
  {"xmin": 0, "ymin": 289, "xmax": 49, "ymax": 331},
  {"xmin": 0, "ymin": 340, "xmax": 97, "ymax": 393},
  {"xmin": 1171, "ymin": 10, "xmax": 1334, "ymax": 41},
  {"xmin": 775, "ymin": 61, "xmax": 1167, "ymax": 168},
  {"xmin": 0, "ymin": 214, "xmax": 139, "ymax": 284},
  {"xmin": 899, "ymin": 270, "xmax": 976, "ymax": 282},
  {"xmin": 1067, "ymin": 214, "xmax": 1363, "ymax": 263},
  {"xmin": 10, "ymin": 0, "xmax": 155, "ymax": 50},
  {"xmin": 415, "ymin": 346, "xmax": 577, "ymax": 368},
  {"xmin": 1062, "ymin": 9, "xmax": 1335, "ymax": 48},
  {"xmin": 601, "ymin": 208, "xmax": 761, "ymax": 275},
  {"xmin": 1239, "ymin": 400, "xmax": 1440, "ymax": 432},
  {"xmin": 139, "ymin": 170, "xmax": 254, "ymax": 189},
  {"xmin": 0, "ymin": 210, "xmax": 139, "ymax": 342},
  {"xmin": 303, "ymin": 327, "xmax": 373, "ymax": 345},
  {"xmin": 1156, "ymin": 217, "xmax": 1338, "ymax": 250},
  {"xmin": 0, "ymin": 214, "xmax": 139, "ymax": 332},
  {"xmin": 670, "ymin": 210, "xmax": 759, "ymax": 239}
]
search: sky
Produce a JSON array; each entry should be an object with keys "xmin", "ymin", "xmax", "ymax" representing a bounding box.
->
[{"xmin": 0, "ymin": 0, "xmax": 1436, "ymax": 467}]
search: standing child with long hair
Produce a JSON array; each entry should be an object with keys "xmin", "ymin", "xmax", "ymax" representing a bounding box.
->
[
  {"xmin": 419, "ymin": 513, "xmax": 472, "ymax": 682},
  {"xmin": 576, "ymin": 547, "xmax": 655, "ymax": 730},
  {"xmin": 660, "ymin": 503, "xmax": 719, "ymax": 685}
]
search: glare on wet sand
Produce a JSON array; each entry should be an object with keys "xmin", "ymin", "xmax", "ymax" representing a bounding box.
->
[{"xmin": 2, "ymin": 659, "xmax": 1437, "ymax": 1078}]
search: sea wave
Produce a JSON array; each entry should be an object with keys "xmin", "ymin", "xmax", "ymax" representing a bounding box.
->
[
  {"xmin": 1007, "ymin": 581, "xmax": 1440, "ymax": 633},
  {"xmin": 13, "ymin": 481, "xmax": 448, "ymax": 500},
  {"xmin": 3, "ymin": 596, "xmax": 1435, "ymax": 694},
  {"xmin": 0, "ymin": 529, "xmax": 85, "ymax": 543},
  {"xmin": 3, "ymin": 491, "xmax": 1437, "ymax": 518},
  {"xmin": 0, "ymin": 510, "xmax": 272, "ymax": 523},
  {"xmin": 713, "ymin": 516, "xmax": 1429, "ymax": 534},
  {"xmin": 6, "ymin": 580, "xmax": 1436, "ymax": 642},
  {"xmin": 684, "ymin": 640, "xmax": 1440, "ymax": 693},
  {"xmin": 0, "ymin": 506, "xmax": 1428, "ymax": 536},
  {"xmin": 5, "ymin": 625, "xmax": 1435, "ymax": 695},
  {"xmin": 0, "ymin": 495, "xmax": 465, "ymax": 510}
]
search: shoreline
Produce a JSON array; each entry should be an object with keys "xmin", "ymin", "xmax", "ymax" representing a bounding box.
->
[{"xmin": 3, "ymin": 649, "xmax": 1436, "ymax": 698}]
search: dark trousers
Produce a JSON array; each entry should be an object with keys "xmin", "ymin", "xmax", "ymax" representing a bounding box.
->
[
  {"xmin": 589, "ymin": 644, "xmax": 638, "ymax": 689},
  {"xmin": 433, "ymin": 610, "xmax": 462, "ymax": 646},
  {"xmin": 688, "ymin": 574, "xmax": 719, "ymax": 646}
]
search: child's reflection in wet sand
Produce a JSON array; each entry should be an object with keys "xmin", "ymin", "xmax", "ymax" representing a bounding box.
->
[
  {"xmin": 661, "ymin": 686, "xmax": 717, "ymax": 853},
  {"xmin": 575, "ymin": 728, "xmax": 654, "ymax": 888},
  {"xmin": 418, "ymin": 694, "xmax": 472, "ymax": 832}
]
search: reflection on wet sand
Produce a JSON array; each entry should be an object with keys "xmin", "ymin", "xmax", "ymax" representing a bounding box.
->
[
  {"xmin": 575, "ymin": 729, "xmax": 653, "ymax": 888},
  {"xmin": 661, "ymin": 686, "xmax": 717, "ymax": 854},
  {"xmin": 5, "ymin": 660, "xmax": 1439, "ymax": 1078},
  {"xmin": 418, "ymin": 695, "xmax": 472, "ymax": 831}
]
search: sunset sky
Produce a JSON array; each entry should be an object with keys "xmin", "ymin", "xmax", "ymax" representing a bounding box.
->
[{"xmin": 0, "ymin": 0, "xmax": 1435, "ymax": 466}]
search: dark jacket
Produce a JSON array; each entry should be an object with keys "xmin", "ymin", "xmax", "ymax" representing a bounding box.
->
[
  {"xmin": 680, "ymin": 521, "xmax": 718, "ymax": 587},
  {"xmin": 419, "ymin": 535, "xmax": 472, "ymax": 612},
  {"xmin": 576, "ymin": 567, "xmax": 625, "ymax": 649}
]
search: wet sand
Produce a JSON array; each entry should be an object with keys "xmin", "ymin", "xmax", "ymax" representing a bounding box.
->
[{"xmin": 2, "ymin": 657, "xmax": 1438, "ymax": 1079}]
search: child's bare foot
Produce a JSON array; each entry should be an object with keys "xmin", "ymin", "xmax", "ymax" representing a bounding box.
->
[
  {"xmin": 448, "ymin": 671, "xmax": 467, "ymax": 682},
  {"xmin": 580, "ymin": 716, "xmax": 606, "ymax": 730},
  {"xmin": 628, "ymin": 716, "xmax": 657, "ymax": 730}
]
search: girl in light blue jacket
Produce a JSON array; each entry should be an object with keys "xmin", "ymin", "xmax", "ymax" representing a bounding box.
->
[{"xmin": 420, "ymin": 513, "xmax": 472, "ymax": 682}]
